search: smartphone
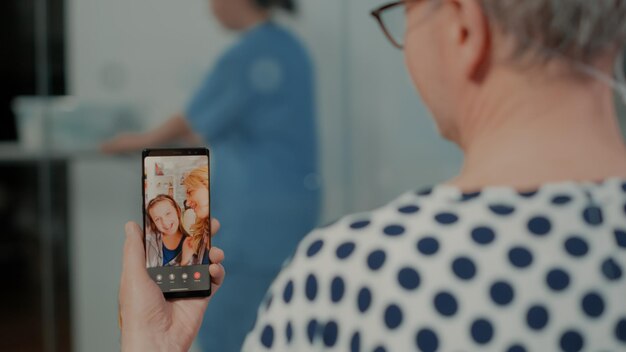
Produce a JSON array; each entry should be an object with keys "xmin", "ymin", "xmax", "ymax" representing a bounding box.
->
[{"xmin": 142, "ymin": 148, "xmax": 211, "ymax": 298}]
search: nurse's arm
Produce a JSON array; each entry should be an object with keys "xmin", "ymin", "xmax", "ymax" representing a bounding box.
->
[{"xmin": 101, "ymin": 114, "xmax": 203, "ymax": 154}]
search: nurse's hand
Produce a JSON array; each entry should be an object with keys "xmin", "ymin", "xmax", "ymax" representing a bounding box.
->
[
  {"xmin": 101, "ymin": 114, "xmax": 200, "ymax": 154},
  {"xmin": 119, "ymin": 220, "xmax": 225, "ymax": 352},
  {"xmin": 101, "ymin": 132, "xmax": 151, "ymax": 154}
]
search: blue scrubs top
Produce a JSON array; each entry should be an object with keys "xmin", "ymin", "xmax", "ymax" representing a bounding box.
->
[
  {"xmin": 186, "ymin": 22, "xmax": 320, "ymax": 351},
  {"xmin": 185, "ymin": 21, "xmax": 319, "ymax": 268}
]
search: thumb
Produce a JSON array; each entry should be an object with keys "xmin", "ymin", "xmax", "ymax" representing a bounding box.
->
[{"xmin": 122, "ymin": 221, "xmax": 149, "ymax": 280}]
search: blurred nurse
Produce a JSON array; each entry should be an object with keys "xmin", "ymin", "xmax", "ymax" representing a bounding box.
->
[{"xmin": 103, "ymin": 0, "xmax": 319, "ymax": 350}]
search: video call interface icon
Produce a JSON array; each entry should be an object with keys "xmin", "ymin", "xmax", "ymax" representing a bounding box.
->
[{"xmin": 154, "ymin": 267, "xmax": 202, "ymax": 285}]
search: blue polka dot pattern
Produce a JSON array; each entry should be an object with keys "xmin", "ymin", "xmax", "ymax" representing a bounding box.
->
[
  {"xmin": 416, "ymin": 329, "xmax": 439, "ymax": 352},
  {"xmin": 616, "ymin": 318, "xmax": 626, "ymax": 342},
  {"xmin": 283, "ymin": 280, "xmax": 294, "ymax": 303},
  {"xmin": 489, "ymin": 204, "xmax": 515, "ymax": 216},
  {"xmin": 435, "ymin": 212, "xmax": 459, "ymax": 225},
  {"xmin": 417, "ymin": 237, "xmax": 440, "ymax": 255},
  {"xmin": 582, "ymin": 206, "xmax": 603, "ymax": 226},
  {"xmin": 350, "ymin": 220, "xmax": 370, "ymax": 230},
  {"xmin": 490, "ymin": 281, "xmax": 514, "ymax": 306},
  {"xmin": 336, "ymin": 242, "xmax": 356, "ymax": 259},
  {"xmin": 508, "ymin": 247, "xmax": 533, "ymax": 268},
  {"xmin": 602, "ymin": 258, "xmax": 623, "ymax": 281},
  {"xmin": 331, "ymin": 277, "xmax": 345, "ymax": 303},
  {"xmin": 471, "ymin": 319, "xmax": 494, "ymax": 344},
  {"xmin": 399, "ymin": 205, "xmax": 420, "ymax": 214},
  {"xmin": 528, "ymin": 217, "xmax": 552, "ymax": 236},
  {"xmin": 306, "ymin": 274, "xmax": 318, "ymax": 301},
  {"xmin": 434, "ymin": 291, "xmax": 458, "ymax": 317},
  {"xmin": 546, "ymin": 269, "xmax": 570, "ymax": 291},
  {"xmin": 581, "ymin": 292, "xmax": 605, "ymax": 318},
  {"xmin": 384, "ymin": 225, "xmax": 405, "ymax": 236},
  {"xmin": 461, "ymin": 191, "xmax": 481, "ymax": 202},
  {"xmin": 560, "ymin": 330, "xmax": 584, "ymax": 352},
  {"xmin": 519, "ymin": 190, "xmax": 538, "ymax": 198},
  {"xmin": 526, "ymin": 305, "xmax": 549, "ymax": 330},
  {"xmin": 384, "ymin": 304, "xmax": 403, "ymax": 329},
  {"xmin": 398, "ymin": 267, "xmax": 421, "ymax": 290},
  {"xmin": 615, "ymin": 229, "xmax": 626, "ymax": 248},
  {"xmin": 307, "ymin": 319, "xmax": 318, "ymax": 344},
  {"xmin": 286, "ymin": 321, "xmax": 293, "ymax": 343},
  {"xmin": 307, "ymin": 240, "xmax": 324, "ymax": 257},
  {"xmin": 367, "ymin": 250, "xmax": 386, "ymax": 270},
  {"xmin": 472, "ymin": 226, "xmax": 496, "ymax": 245},
  {"xmin": 452, "ymin": 257, "xmax": 477, "ymax": 280},
  {"xmin": 243, "ymin": 179, "xmax": 626, "ymax": 352},
  {"xmin": 552, "ymin": 195, "xmax": 572, "ymax": 205},
  {"xmin": 564, "ymin": 237, "xmax": 588, "ymax": 257},
  {"xmin": 350, "ymin": 332, "xmax": 360, "ymax": 352},
  {"xmin": 323, "ymin": 321, "xmax": 338, "ymax": 347},
  {"xmin": 261, "ymin": 325, "xmax": 274, "ymax": 348},
  {"xmin": 357, "ymin": 287, "xmax": 372, "ymax": 313},
  {"xmin": 507, "ymin": 344, "xmax": 527, "ymax": 352}
]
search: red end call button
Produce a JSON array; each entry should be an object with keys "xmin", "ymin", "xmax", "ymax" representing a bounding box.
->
[{"xmin": 193, "ymin": 272, "xmax": 201, "ymax": 280}]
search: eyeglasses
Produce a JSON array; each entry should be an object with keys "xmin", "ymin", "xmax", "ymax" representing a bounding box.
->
[{"xmin": 371, "ymin": 1, "xmax": 409, "ymax": 49}]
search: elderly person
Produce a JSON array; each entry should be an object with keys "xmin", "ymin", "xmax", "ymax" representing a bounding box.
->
[{"xmin": 119, "ymin": 0, "xmax": 626, "ymax": 351}]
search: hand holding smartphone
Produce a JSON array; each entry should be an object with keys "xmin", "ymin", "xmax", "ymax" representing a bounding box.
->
[
  {"xmin": 119, "ymin": 220, "xmax": 225, "ymax": 352},
  {"xmin": 142, "ymin": 148, "xmax": 212, "ymax": 298}
]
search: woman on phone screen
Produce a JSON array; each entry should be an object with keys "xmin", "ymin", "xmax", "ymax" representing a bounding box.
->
[{"xmin": 182, "ymin": 166, "xmax": 211, "ymax": 266}]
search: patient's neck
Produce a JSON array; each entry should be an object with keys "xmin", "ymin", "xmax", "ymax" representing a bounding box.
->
[{"xmin": 450, "ymin": 64, "xmax": 626, "ymax": 191}]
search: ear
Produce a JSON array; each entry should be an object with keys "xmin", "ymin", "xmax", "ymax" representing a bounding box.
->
[{"xmin": 441, "ymin": 0, "xmax": 491, "ymax": 81}]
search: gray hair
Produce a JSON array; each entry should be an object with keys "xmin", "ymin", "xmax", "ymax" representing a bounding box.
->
[{"xmin": 479, "ymin": 0, "xmax": 626, "ymax": 64}]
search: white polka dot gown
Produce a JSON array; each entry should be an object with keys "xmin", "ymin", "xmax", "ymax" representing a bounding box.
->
[{"xmin": 242, "ymin": 179, "xmax": 626, "ymax": 351}]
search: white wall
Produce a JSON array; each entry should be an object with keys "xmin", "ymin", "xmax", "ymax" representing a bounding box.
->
[{"xmin": 68, "ymin": 0, "xmax": 233, "ymax": 123}]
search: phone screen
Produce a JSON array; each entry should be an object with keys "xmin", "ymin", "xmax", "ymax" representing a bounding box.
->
[{"xmin": 142, "ymin": 148, "xmax": 211, "ymax": 298}]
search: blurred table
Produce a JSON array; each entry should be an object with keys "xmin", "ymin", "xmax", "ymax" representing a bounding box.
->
[{"xmin": 0, "ymin": 142, "xmax": 102, "ymax": 162}]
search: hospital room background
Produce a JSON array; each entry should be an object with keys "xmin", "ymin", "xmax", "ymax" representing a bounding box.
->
[{"xmin": 1, "ymin": 0, "xmax": 625, "ymax": 351}]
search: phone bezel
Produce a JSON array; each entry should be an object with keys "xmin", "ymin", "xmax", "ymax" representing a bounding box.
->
[{"xmin": 142, "ymin": 148, "xmax": 212, "ymax": 299}]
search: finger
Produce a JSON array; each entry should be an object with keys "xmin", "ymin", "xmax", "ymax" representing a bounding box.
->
[
  {"xmin": 208, "ymin": 246, "xmax": 225, "ymax": 264},
  {"xmin": 210, "ymin": 218, "xmax": 220, "ymax": 238},
  {"xmin": 209, "ymin": 263, "xmax": 225, "ymax": 286},
  {"xmin": 122, "ymin": 221, "xmax": 149, "ymax": 280}
]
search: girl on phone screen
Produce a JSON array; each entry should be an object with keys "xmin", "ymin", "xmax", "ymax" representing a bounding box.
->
[{"xmin": 145, "ymin": 194, "xmax": 193, "ymax": 267}]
